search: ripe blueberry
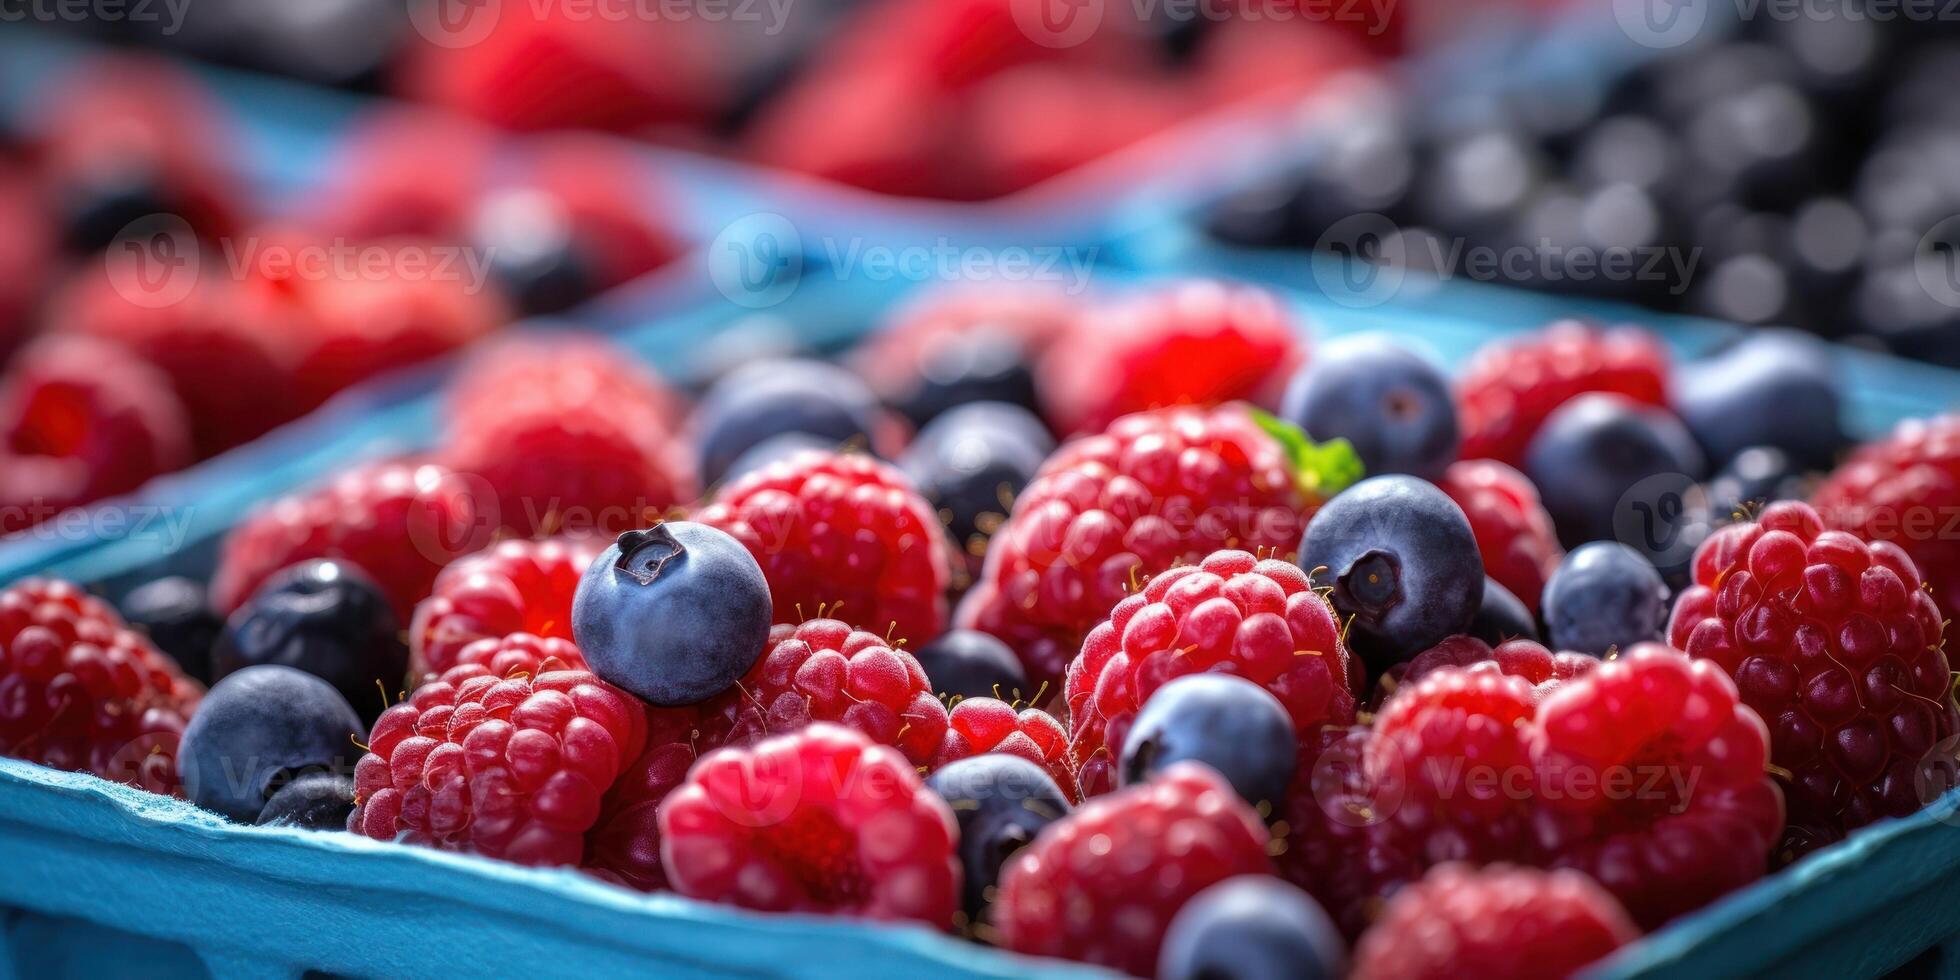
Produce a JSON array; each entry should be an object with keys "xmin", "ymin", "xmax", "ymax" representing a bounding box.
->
[
  {"xmin": 120, "ymin": 576, "xmax": 221, "ymax": 683},
  {"xmin": 213, "ymin": 560, "xmax": 407, "ymax": 725},
  {"xmin": 925, "ymin": 754, "xmax": 1070, "ymax": 925},
  {"xmin": 1280, "ymin": 334, "xmax": 1459, "ymax": 480},
  {"xmin": 1469, "ymin": 576, "xmax": 1541, "ymax": 645},
  {"xmin": 180, "ymin": 665, "xmax": 364, "ymax": 822},
  {"xmin": 1160, "ymin": 876, "xmax": 1347, "ymax": 980},
  {"xmin": 912, "ymin": 629, "xmax": 1030, "ymax": 701},
  {"xmin": 572, "ymin": 521, "xmax": 771, "ymax": 706},
  {"xmin": 692, "ymin": 359, "xmax": 882, "ymax": 486},
  {"xmin": 1300, "ymin": 475, "xmax": 1483, "ymax": 673},
  {"xmin": 1119, "ymin": 674, "xmax": 1297, "ymax": 814},
  {"xmin": 887, "ymin": 328, "xmax": 1043, "ymax": 429},
  {"xmin": 256, "ymin": 772, "xmax": 357, "ymax": 832},
  {"xmin": 1541, "ymin": 542, "xmax": 1670, "ymax": 657},
  {"xmin": 900, "ymin": 402, "xmax": 1053, "ymax": 561},
  {"xmin": 1524, "ymin": 393, "xmax": 1706, "ymax": 549},
  {"xmin": 1676, "ymin": 329, "xmax": 1845, "ymax": 470}
]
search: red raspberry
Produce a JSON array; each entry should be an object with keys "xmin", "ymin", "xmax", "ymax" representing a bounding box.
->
[
  {"xmin": 0, "ymin": 335, "xmax": 191, "ymax": 533},
  {"xmin": 441, "ymin": 341, "xmax": 694, "ymax": 541},
  {"xmin": 1351, "ymin": 864, "xmax": 1637, "ymax": 980},
  {"xmin": 515, "ymin": 135, "xmax": 685, "ymax": 289},
  {"xmin": 1066, "ymin": 550, "xmax": 1357, "ymax": 798},
  {"xmin": 659, "ymin": 723, "xmax": 960, "ymax": 924},
  {"xmin": 992, "ymin": 762, "xmax": 1272, "ymax": 975},
  {"xmin": 582, "ymin": 704, "xmax": 704, "ymax": 892},
  {"xmin": 410, "ymin": 537, "xmax": 604, "ymax": 678},
  {"xmin": 54, "ymin": 267, "xmax": 302, "ymax": 458},
  {"xmin": 1437, "ymin": 459, "xmax": 1563, "ymax": 614},
  {"xmin": 0, "ymin": 165, "xmax": 53, "ymax": 362},
  {"xmin": 695, "ymin": 619, "xmax": 950, "ymax": 768},
  {"xmin": 1278, "ymin": 726, "xmax": 1415, "ymax": 938},
  {"xmin": 958, "ymin": 405, "xmax": 1325, "ymax": 685},
  {"xmin": 1455, "ymin": 320, "xmax": 1671, "ymax": 467},
  {"xmin": 1668, "ymin": 500, "xmax": 1955, "ymax": 857},
  {"xmin": 930, "ymin": 697, "xmax": 1076, "ymax": 801},
  {"xmin": 1532, "ymin": 645, "xmax": 1783, "ymax": 926},
  {"xmin": 348, "ymin": 659, "xmax": 647, "ymax": 866},
  {"xmin": 1037, "ymin": 280, "xmax": 1304, "ymax": 437},
  {"xmin": 0, "ymin": 579, "xmax": 202, "ymax": 794},
  {"xmin": 1812, "ymin": 414, "xmax": 1960, "ymax": 620},
  {"xmin": 448, "ymin": 631, "xmax": 587, "ymax": 677},
  {"xmin": 311, "ymin": 108, "xmax": 492, "ymax": 242},
  {"xmin": 1396, "ymin": 635, "xmax": 1596, "ymax": 705},
  {"xmin": 211, "ymin": 460, "xmax": 495, "ymax": 621},
  {"xmin": 698, "ymin": 452, "xmax": 955, "ymax": 646}
]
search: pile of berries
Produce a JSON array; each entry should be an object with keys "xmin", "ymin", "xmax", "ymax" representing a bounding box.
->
[{"xmin": 5, "ymin": 272, "xmax": 1958, "ymax": 980}]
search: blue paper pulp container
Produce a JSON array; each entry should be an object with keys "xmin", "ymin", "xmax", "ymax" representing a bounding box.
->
[{"xmin": 5, "ymin": 261, "xmax": 1960, "ymax": 978}]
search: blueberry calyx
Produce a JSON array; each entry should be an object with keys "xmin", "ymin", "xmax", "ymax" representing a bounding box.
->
[
  {"xmin": 1341, "ymin": 551, "xmax": 1402, "ymax": 613},
  {"xmin": 614, "ymin": 525, "xmax": 686, "ymax": 586}
]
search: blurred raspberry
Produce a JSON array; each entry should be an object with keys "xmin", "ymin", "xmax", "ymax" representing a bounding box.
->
[
  {"xmin": 310, "ymin": 108, "xmax": 494, "ymax": 242},
  {"xmin": 1437, "ymin": 459, "xmax": 1563, "ymax": 614},
  {"xmin": 1351, "ymin": 864, "xmax": 1636, "ymax": 980},
  {"xmin": 0, "ymin": 334, "xmax": 191, "ymax": 533},
  {"xmin": 1456, "ymin": 321, "xmax": 1671, "ymax": 467},
  {"xmin": 1038, "ymin": 280, "xmax": 1305, "ymax": 436},
  {"xmin": 0, "ymin": 164, "xmax": 53, "ymax": 361},
  {"xmin": 1812, "ymin": 414, "xmax": 1960, "ymax": 619},
  {"xmin": 1396, "ymin": 635, "xmax": 1596, "ymax": 706}
]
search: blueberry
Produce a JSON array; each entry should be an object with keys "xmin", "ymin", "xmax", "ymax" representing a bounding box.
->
[
  {"xmin": 255, "ymin": 772, "xmax": 356, "ymax": 831},
  {"xmin": 1542, "ymin": 542, "xmax": 1670, "ymax": 658},
  {"xmin": 1159, "ymin": 876, "xmax": 1346, "ymax": 980},
  {"xmin": 693, "ymin": 359, "xmax": 883, "ymax": 486},
  {"xmin": 924, "ymin": 755, "xmax": 1070, "ymax": 924},
  {"xmin": 1676, "ymin": 330, "xmax": 1846, "ymax": 470},
  {"xmin": 723, "ymin": 432, "xmax": 836, "ymax": 484},
  {"xmin": 1300, "ymin": 475, "xmax": 1483, "ymax": 673},
  {"xmin": 1468, "ymin": 576, "xmax": 1541, "ymax": 645},
  {"xmin": 180, "ymin": 665, "xmax": 364, "ymax": 822},
  {"xmin": 61, "ymin": 161, "xmax": 175, "ymax": 254},
  {"xmin": 1279, "ymin": 335, "xmax": 1459, "ymax": 481},
  {"xmin": 1524, "ymin": 393, "xmax": 1707, "ymax": 550},
  {"xmin": 213, "ymin": 560, "xmax": 407, "ymax": 725},
  {"xmin": 911, "ymin": 629, "xmax": 1030, "ymax": 701},
  {"xmin": 1118, "ymin": 674, "xmax": 1296, "ymax": 813},
  {"xmin": 572, "ymin": 522, "xmax": 772, "ymax": 705},
  {"xmin": 1707, "ymin": 445, "xmax": 1808, "ymax": 520},
  {"xmin": 120, "ymin": 576, "xmax": 221, "ymax": 683},
  {"xmin": 475, "ymin": 189, "xmax": 597, "ymax": 315},
  {"xmin": 900, "ymin": 402, "xmax": 1054, "ymax": 559},
  {"xmin": 887, "ymin": 329, "xmax": 1043, "ymax": 429}
]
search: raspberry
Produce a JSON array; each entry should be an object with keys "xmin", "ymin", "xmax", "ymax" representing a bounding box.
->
[
  {"xmin": 929, "ymin": 697, "xmax": 1076, "ymax": 801},
  {"xmin": 348, "ymin": 658, "xmax": 647, "ymax": 866},
  {"xmin": 55, "ymin": 264, "xmax": 302, "ymax": 457},
  {"xmin": 1278, "ymin": 726, "xmax": 1415, "ymax": 938},
  {"xmin": 441, "ymin": 338, "xmax": 693, "ymax": 541},
  {"xmin": 1037, "ymin": 280, "xmax": 1304, "ymax": 437},
  {"xmin": 0, "ymin": 335, "xmax": 191, "ymax": 533},
  {"xmin": 1396, "ymin": 635, "xmax": 1596, "ymax": 705},
  {"xmin": 658, "ymin": 723, "xmax": 960, "ymax": 924},
  {"xmin": 1372, "ymin": 665, "xmax": 1538, "ymax": 849},
  {"xmin": 1351, "ymin": 864, "xmax": 1637, "ymax": 980},
  {"xmin": 958, "ymin": 405, "xmax": 1322, "ymax": 685},
  {"xmin": 695, "ymin": 619, "xmax": 950, "ymax": 768},
  {"xmin": 992, "ymin": 762, "xmax": 1272, "ymax": 975},
  {"xmin": 1532, "ymin": 645, "xmax": 1783, "ymax": 927},
  {"xmin": 582, "ymin": 704, "xmax": 704, "ymax": 891},
  {"xmin": 1668, "ymin": 500, "xmax": 1956, "ymax": 857},
  {"xmin": 698, "ymin": 452, "xmax": 955, "ymax": 646},
  {"xmin": 1455, "ymin": 320, "xmax": 1670, "ymax": 467},
  {"xmin": 0, "ymin": 165, "xmax": 53, "ymax": 362},
  {"xmin": 1812, "ymin": 414, "xmax": 1960, "ymax": 619},
  {"xmin": 1066, "ymin": 550, "xmax": 1357, "ymax": 798},
  {"xmin": 0, "ymin": 579, "xmax": 202, "ymax": 794},
  {"xmin": 449, "ymin": 631, "xmax": 587, "ymax": 677},
  {"xmin": 211, "ymin": 460, "xmax": 495, "ymax": 621},
  {"xmin": 410, "ymin": 537, "xmax": 604, "ymax": 678},
  {"xmin": 1436, "ymin": 459, "xmax": 1563, "ymax": 614},
  {"xmin": 312, "ymin": 108, "xmax": 492, "ymax": 242},
  {"xmin": 517, "ymin": 135, "xmax": 685, "ymax": 289}
]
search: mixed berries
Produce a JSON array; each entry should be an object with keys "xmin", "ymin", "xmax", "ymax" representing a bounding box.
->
[{"xmin": 3, "ymin": 260, "xmax": 1958, "ymax": 980}]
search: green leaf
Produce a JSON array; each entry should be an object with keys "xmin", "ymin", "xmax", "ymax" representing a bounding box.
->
[{"xmin": 1248, "ymin": 407, "xmax": 1365, "ymax": 500}]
